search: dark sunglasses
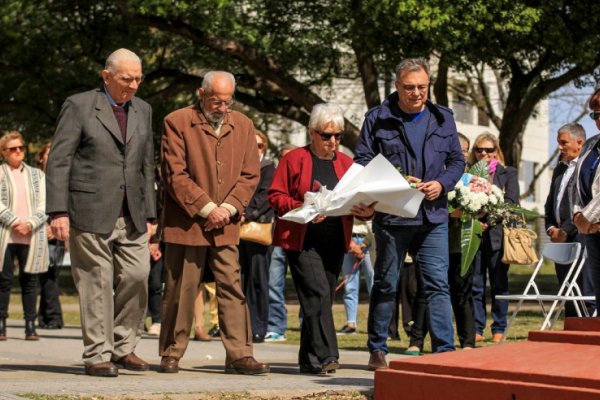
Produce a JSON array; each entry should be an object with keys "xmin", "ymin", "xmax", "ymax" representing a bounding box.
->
[
  {"xmin": 4, "ymin": 145, "xmax": 25, "ymax": 153},
  {"xmin": 589, "ymin": 112, "xmax": 600, "ymax": 121},
  {"xmin": 474, "ymin": 147, "xmax": 496, "ymax": 154},
  {"xmin": 318, "ymin": 132, "xmax": 344, "ymax": 141},
  {"xmin": 257, "ymin": 143, "xmax": 266, "ymax": 149}
]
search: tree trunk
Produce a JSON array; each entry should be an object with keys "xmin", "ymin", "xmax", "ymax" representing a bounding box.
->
[
  {"xmin": 353, "ymin": 47, "xmax": 381, "ymax": 109},
  {"xmin": 433, "ymin": 54, "xmax": 449, "ymax": 107}
]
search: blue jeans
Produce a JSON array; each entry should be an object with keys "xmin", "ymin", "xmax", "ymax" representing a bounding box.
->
[
  {"xmin": 267, "ymin": 246, "xmax": 287, "ymax": 335},
  {"xmin": 342, "ymin": 236, "xmax": 374, "ymax": 325},
  {"xmin": 585, "ymin": 234, "xmax": 600, "ymax": 307},
  {"xmin": 368, "ymin": 223, "xmax": 455, "ymax": 353}
]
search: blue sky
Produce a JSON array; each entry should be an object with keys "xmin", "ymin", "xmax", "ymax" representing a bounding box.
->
[{"xmin": 548, "ymin": 81, "xmax": 597, "ymax": 155}]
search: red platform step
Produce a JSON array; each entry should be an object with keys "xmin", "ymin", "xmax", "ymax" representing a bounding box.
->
[{"xmin": 375, "ymin": 318, "xmax": 600, "ymax": 400}]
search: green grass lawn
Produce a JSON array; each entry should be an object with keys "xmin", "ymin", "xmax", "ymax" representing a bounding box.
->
[{"xmin": 8, "ymin": 260, "xmax": 567, "ymax": 355}]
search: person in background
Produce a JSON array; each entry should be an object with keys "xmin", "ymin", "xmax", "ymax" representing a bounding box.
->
[
  {"xmin": 147, "ymin": 166, "xmax": 164, "ymax": 337},
  {"xmin": 469, "ymin": 132, "xmax": 519, "ymax": 344},
  {"xmin": 193, "ymin": 280, "xmax": 218, "ymax": 341},
  {"xmin": 545, "ymin": 123, "xmax": 595, "ymax": 317},
  {"xmin": 240, "ymin": 130, "xmax": 275, "ymax": 343},
  {"xmin": 572, "ymin": 85, "xmax": 600, "ymax": 313},
  {"xmin": 447, "ymin": 132, "xmax": 476, "ymax": 349},
  {"xmin": 337, "ymin": 219, "xmax": 374, "ymax": 335},
  {"xmin": 0, "ymin": 131, "xmax": 48, "ymax": 341},
  {"xmin": 46, "ymin": 48, "xmax": 155, "ymax": 377},
  {"xmin": 269, "ymin": 103, "xmax": 376, "ymax": 375},
  {"xmin": 265, "ymin": 143, "xmax": 298, "ymax": 343},
  {"xmin": 354, "ymin": 58, "xmax": 464, "ymax": 370},
  {"xmin": 36, "ymin": 142, "xmax": 64, "ymax": 330},
  {"xmin": 159, "ymin": 70, "xmax": 269, "ymax": 375}
]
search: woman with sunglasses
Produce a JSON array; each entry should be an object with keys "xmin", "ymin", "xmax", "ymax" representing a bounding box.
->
[
  {"xmin": 467, "ymin": 132, "xmax": 519, "ymax": 344},
  {"xmin": 0, "ymin": 131, "xmax": 49, "ymax": 341},
  {"xmin": 239, "ymin": 130, "xmax": 276, "ymax": 344},
  {"xmin": 268, "ymin": 103, "xmax": 375, "ymax": 375},
  {"xmin": 572, "ymin": 86, "xmax": 600, "ymax": 311}
]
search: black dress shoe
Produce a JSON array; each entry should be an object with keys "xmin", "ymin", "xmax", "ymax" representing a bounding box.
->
[
  {"xmin": 85, "ymin": 361, "xmax": 118, "ymax": 377},
  {"xmin": 39, "ymin": 322, "xmax": 62, "ymax": 330},
  {"xmin": 208, "ymin": 325, "xmax": 221, "ymax": 337},
  {"xmin": 0, "ymin": 318, "xmax": 6, "ymax": 340},
  {"xmin": 252, "ymin": 334, "xmax": 265, "ymax": 343},
  {"xmin": 299, "ymin": 364, "xmax": 327, "ymax": 376},
  {"xmin": 25, "ymin": 320, "xmax": 39, "ymax": 341}
]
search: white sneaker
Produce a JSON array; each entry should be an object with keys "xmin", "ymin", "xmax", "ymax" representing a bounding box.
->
[
  {"xmin": 264, "ymin": 332, "xmax": 286, "ymax": 342},
  {"xmin": 147, "ymin": 323, "xmax": 161, "ymax": 336}
]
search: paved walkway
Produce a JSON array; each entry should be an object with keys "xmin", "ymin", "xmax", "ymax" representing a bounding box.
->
[{"xmin": 0, "ymin": 319, "xmax": 397, "ymax": 399}]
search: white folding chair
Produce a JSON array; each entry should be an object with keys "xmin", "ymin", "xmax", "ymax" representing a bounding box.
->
[
  {"xmin": 538, "ymin": 247, "xmax": 595, "ymax": 330},
  {"xmin": 496, "ymin": 242, "xmax": 582, "ymax": 343}
]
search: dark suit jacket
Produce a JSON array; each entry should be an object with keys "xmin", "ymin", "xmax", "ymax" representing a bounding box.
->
[
  {"xmin": 485, "ymin": 164, "xmax": 520, "ymax": 251},
  {"xmin": 544, "ymin": 162, "xmax": 578, "ymax": 240},
  {"xmin": 245, "ymin": 159, "xmax": 275, "ymax": 223},
  {"xmin": 46, "ymin": 88, "xmax": 156, "ymax": 234}
]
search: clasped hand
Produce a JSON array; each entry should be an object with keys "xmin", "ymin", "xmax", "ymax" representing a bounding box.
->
[{"xmin": 204, "ymin": 206, "xmax": 231, "ymax": 231}]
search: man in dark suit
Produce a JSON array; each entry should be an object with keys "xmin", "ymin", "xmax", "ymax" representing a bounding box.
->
[
  {"xmin": 544, "ymin": 122, "xmax": 595, "ymax": 317},
  {"xmin": 46, "ymin": 48, "xmax": 155, "ymax": 377}
]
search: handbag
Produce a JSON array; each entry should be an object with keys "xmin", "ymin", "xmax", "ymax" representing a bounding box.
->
[
  {"xmin": 239, "ymin": 221, "xmax": 273, "ymax": 246},
  {"xmin": 501, "ymin": 226, "xmax": 539, "ymax": 265}
]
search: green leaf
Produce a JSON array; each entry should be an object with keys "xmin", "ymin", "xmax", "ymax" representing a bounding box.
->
[
  {"xmin": 467, "ymin": 160, "xmax": 490, "ymax": 179},
  {"xmin": 460, "ymin": 218, "xmax": 483, "ymax": 277}
]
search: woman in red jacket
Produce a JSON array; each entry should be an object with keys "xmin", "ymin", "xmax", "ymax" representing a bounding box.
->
[{"xmin": 268, "ymin": 103, "xmax": 375, "ymax": 375}]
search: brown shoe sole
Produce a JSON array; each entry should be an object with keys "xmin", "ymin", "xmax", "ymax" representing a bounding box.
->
[
  {"xmin": 85, "ymin": 366, "xmax": 118, "ymax": 377},
  {"xmin": 225, "ymin": 365, "xmax": 270, "ymax": 375}
]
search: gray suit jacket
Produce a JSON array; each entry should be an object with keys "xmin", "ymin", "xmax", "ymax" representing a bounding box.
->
[{"xmin": 46, "ymin": 88, "xmax": 156, "ymax": 234}]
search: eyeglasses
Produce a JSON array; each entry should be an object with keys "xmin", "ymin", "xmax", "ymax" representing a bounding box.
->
[
  {"xmin": 115, "ymin": 74, "xmax": 143, "ymax": 85},
  {"xmin": 257, "ymin": 143, "xmax": 266, "ymax": 150},
  {"xmin": 589, "ymin": 112, "xmax": 600, "ymax": 120},
  {"xmin": 207, "ymin": 98, "xmax": 235, "ymax": 108},
  {"xmin": 4, "ymin": 145, "xmax": 25, "ymax": 154},
  {"xmin": 318, "ymin": 132, "xmax": 344, "ymax": 141},
  {"xmin": 401, "ymin": 84, "xmax": 429, "ymax": 93},
  {"xmin": 474, "ymin": 147, "xmax": 496, "ymax": 154}
]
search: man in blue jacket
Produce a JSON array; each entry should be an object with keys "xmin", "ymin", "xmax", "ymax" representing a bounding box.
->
[{"xmin": 354, "ymin": 58, "xmax": 465, "ymax": 369}]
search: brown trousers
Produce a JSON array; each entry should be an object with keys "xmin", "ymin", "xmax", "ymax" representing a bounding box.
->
[{"xmin": 159, "ymin": 243, "xmax": 253, "ymax": 364}]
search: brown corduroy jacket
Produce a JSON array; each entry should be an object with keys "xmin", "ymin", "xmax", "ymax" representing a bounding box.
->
[{"xmin": 160, "ymin": 105, "xmax": 260, "ymax": 247}]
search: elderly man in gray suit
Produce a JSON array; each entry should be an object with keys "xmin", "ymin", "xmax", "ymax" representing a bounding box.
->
[{"xmin": 45, "ymin": 48, "xmax": 155, "ymax": 377}]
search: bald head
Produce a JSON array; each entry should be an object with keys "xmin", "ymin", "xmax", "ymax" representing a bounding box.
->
[{"xmin": 198, "ymin": 71, "xmax": 236, "ymax": 124}]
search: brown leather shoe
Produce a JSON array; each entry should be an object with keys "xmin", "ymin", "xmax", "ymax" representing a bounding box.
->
[
  {"xmin": 112, "ymin": 353, "xmax": 149, "ymax": 371},
  {"xmin": 85, "ymin": 361, "xmax": 118, "ymax": 377},
  {"xmin": 193, "ymin": 330, "xmax": 212, "ymax": 342},
  {"xmin": 225, "ymin": 356, "xmax": 270, "ymax": 375},
  {"xmin": 158, "ymin": 356, "xmax": 179, "ymax": 373},
  {"xmin": 368, "ymin": 351, "xmax": 387, "ymax": 371}
]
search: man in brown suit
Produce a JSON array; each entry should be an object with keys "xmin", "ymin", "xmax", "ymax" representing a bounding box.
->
[{"xmin": 159, "ymin": 70, "xmax": 269, "ymax": 375}]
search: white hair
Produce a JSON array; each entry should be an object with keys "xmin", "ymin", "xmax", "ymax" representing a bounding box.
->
[
  {"xmin": 202, "ymin": 71, "xmax": 236, "ymax": 93},
  {"xmin": 104, "ymin": 48, "xmax": 142, "ymax": 73},
  {"xmin": 557, "ymin": 123, "xmax": 586, "ymax": 142},
  {"xmin": 308, "ymin": 103, "xmax": 345, "ymax": 132}
]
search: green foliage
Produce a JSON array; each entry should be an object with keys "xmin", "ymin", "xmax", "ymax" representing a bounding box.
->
[
  {"xmin": 460, "ymin": 217, "xmax": 483, "ymax": 277},
  {"xmin": 1, "ymin": 0, "xmax": 600, "ymax": 159},
  {"xmin": 467, "ymin": 160, "xmax": 491, "ymax": 180}
]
